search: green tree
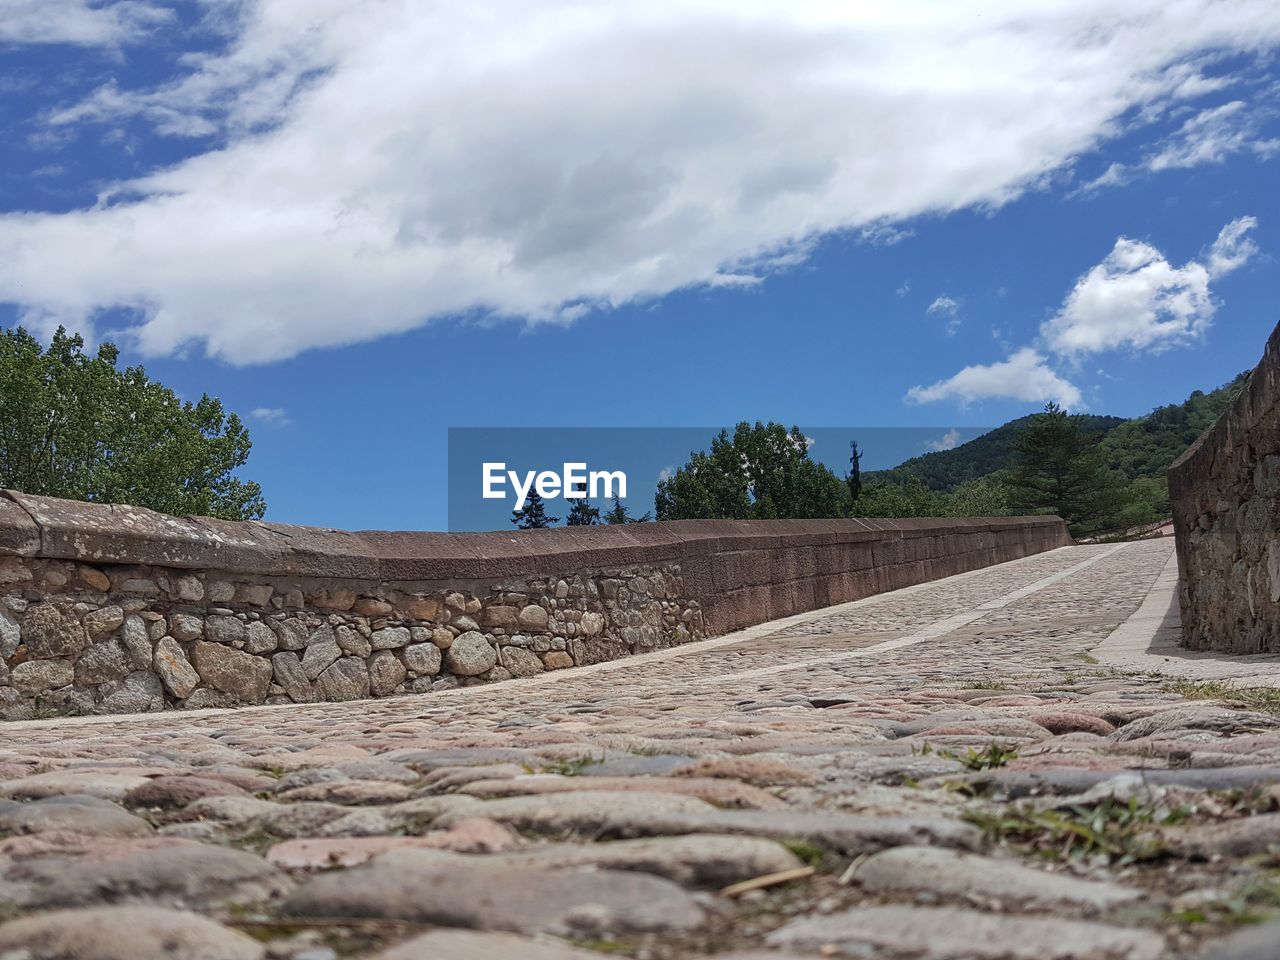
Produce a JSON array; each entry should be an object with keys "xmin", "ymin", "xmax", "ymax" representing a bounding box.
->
[
  {"xmin": 511, "ymin": 490, "xmax": 558, "ymax": 529},
  {"xmin": 1007, "ymin": 403, "xmax": 1125, "ymax": 537},
  {"xmin": 565, "ymin": 497, "xmax": 601, "ymax": 526},
  {"xmin": 852, "ymin": 476, "xmax": 945, "ymax": 518},
  {"xmin": 655, "ymin": 421, "xmax": 850, "ymax": 520},
  {"xmin": 0, "ymin": 325, "xmax": 265, "ymax": 520},
  {"xmin": 944, "ymin": 474, "xmax": 1012, "ymax": 518},
  {"xmin": 603, "ymin": 495, "xmax": 650, "ymax": 524}
]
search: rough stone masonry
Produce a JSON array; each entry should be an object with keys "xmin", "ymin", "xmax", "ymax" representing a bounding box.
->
[
  {"xmin": 0, "ymin": 490, "xmax": 1069, "ymax": 718},
  {"xmin": 1170, "ymin": 316, "xmax": 1280, "ymax": 654}
]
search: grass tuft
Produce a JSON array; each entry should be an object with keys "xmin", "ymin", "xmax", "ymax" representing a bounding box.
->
[
  {"xmin": 965, "ymin": 795, "xmax": 1188, "ymax": 865},
  {"xmin": 1165, "ymin": 680, "xmax": 1280, "ymax": 718}
]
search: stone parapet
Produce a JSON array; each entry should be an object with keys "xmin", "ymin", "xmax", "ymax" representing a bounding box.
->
[
  {"xmin": 1169, "ymin": 321, "xmax": 1280, "ymax": 653},
  {"xmin": 0, "ymin": 491, "xmax": 1069, "ymax": 717}
]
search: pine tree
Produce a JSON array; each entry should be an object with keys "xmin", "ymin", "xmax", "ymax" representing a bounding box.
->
[
  {"xmin": 604, "ymin": 495, "xmax": 651, "ymax": 524},
  {"xmin": 565, "ymin": 497, "xmax": 601, "ymax": 526},
  {"xmin": 511, "ymin": 491, "xmax": 558, "ymax": 529},
  {"xmin": 1008, "ymin": 403, "xmax": 1124, "ymax": 537}
]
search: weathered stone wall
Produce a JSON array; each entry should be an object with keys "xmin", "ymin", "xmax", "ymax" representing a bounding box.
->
[
  {"xmin": 1169, "ymin": 321, "xmax": 1280, "ymax": 653},
  {"xmin": 0, "ymin": 490, "xmax": 1070, "ymax": 718}
]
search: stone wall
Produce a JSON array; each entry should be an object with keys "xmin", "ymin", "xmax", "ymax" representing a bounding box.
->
[
  {"xmin": 1169, "ymin": 320, "xmax": 1280, "ymax": 653},
  {"xmin": 0, "ymin": 490, "xmax": 1070, "ymax": 718}
]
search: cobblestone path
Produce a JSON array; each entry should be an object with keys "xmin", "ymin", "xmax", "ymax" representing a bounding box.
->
[{"xmin": 3, "ymin": 539, "xmax": 1280, "ymax": 959}]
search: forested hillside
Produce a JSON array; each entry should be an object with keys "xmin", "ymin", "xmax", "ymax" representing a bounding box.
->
[
  {"xmin": 867, "ymin": 415, "xmax": 1124, "ymax": 491},
  {"xmin": 870, "ymin": 375, "xmax": 1246, "ymax": 491},
  {"xmin": 1097, "ymin": 374, "xmax": 1247, "ymax": 481}
]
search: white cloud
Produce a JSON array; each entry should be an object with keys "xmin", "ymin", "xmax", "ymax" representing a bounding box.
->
[
  {"xmin": 906, "ymin": 348, "xmax": 1083, "ymax": 409},
  {"xmin": 926, "ymin": 295, "xmax": 962, "ymax": 334},
  {"xmin": 1078, "ymin": 100, "xmax": 1280, "ymax": 192},
  {"xmin": 3, "ymin": 2, "xmax": 1280, "ymax": 363},
  {"xmin": 859, "ymin": 221, "xmax": 914, "ymax": 247},
  {"xmin": 250, "ymin": 406, "xmax": 291, "ymax": 426},
  {"xmin": 0, "ymin": 0, "xmax": 170, "ymax": 47},
  {"xmin": 1041, "ymin": 216, "xmax": 1257, "ymax": 357},
  {"xmin": 926, "ymin": 428, "xmax": 963, "ymax": 452},
  {"xmin": 1206, "ymin": 214, "xmax": 1261, "ymax": 276},
  {"xmin": 908, "ymin": 216, "xmax": 1257, "ymax": 408},
  {"xmin": 1148, "ymin": 101, "xmax": 1280, "ymax": 170}
]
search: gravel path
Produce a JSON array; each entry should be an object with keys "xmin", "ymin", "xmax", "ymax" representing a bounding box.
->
[{"xmin": 2, "ymin": 538, "xmax": 1279, "ymax": 959}]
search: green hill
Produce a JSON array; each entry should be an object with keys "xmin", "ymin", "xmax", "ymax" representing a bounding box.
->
[
  {"xmin": 869, "ymin": 374, "xmax": 1246, "ymax": 492},
  {"xmin": 868, "ymin": 415, "xmax": 1124, "ymax": 491},
  {"xmin": 1098, "ymin": 374, "xmax": 1247, "ymax": 481}
]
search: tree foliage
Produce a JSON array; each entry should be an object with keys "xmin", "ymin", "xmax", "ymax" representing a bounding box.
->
[
  {"xmin": 511, "ymin": 490, "xmax": 558, "ymax": 529},
  {"xmin": 0, "ymin": 326, "xmax": 265, "ymax": 520},
  {"xmin": 866, "ymin": 414, "xmax": 1124, "ymax": 491},
  {"xmin": 603, "ymin": 495, "xmax": 650, "ymax": 524},
  {"xmin": 1007, "ymin": 403, "xmax": 1127, "ymax": 537},
  {"xmin": 1097, "ymin": 375, "xmax": 1246, "ymax": 482},
  {"xmin": 853, "ymin": 473, "xmax": 1012, "ymax": 519},
  {"xmin": 655, "ymin": 422, "xmax": 851, "ymax": 520},
  {"xmin": 564, "ymin": 497, "xmax": 601, "ymax": 526}
]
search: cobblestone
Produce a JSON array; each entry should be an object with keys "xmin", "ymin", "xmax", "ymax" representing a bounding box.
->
[{"xmin": 0, "ymin": 539, "xmax": 1278, "ymax": 957}]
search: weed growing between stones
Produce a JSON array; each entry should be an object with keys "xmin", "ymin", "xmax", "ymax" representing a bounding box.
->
[
  {"xmin": 966, "ymin": 796, "xmax": 1189, "ymax": 865},
  {"xmin": 1165, "ymin": 680, "xmax": 1280, "ymax": 718},
  {"xmin": 1171, "ymin": 873, "xmax": 1280, "ymax": 926},
  {"xmin": 780, "ymin": 839, "xmax": 827, "ymax": 867},
  {"xmin": 529, "ymin": 754, "xmax": 598, "ymax": 776},
  {"xmin": 913, "ymin": 739, "xmax": 1018, "ymax": 770},
  {"xmin": 944, "ymin": 741, "xmax": 1019, "ymax": 771},
  {"xmin": 572, "ymin": 938, "xmax": 632, "ymax": 953}
]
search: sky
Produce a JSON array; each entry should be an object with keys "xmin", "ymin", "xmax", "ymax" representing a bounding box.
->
[{"xmin": 1, "ymin": 0, "xmax": 1278, "ymax": 531}]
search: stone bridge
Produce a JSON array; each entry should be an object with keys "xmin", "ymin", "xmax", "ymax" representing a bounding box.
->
[
  {"xmin": 1, "ymin": 534, "xmax": 1278, "ymax": 959},
  {"xmin": 5, "ymin": 317, "xmax": 1280, "ymax": 958}
]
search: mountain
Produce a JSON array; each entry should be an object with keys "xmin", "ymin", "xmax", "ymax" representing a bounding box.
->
[
  {"xmin": 1098, "ymin": 375, "xmax": 1247, "ymax": 481},
  {"xmin": 868, "ymin": 415, "xmax": 1124, "ymax": 491},
  {"xmin": 868, "ymin": 375, "xmax": 1247, "ymax": 491}
]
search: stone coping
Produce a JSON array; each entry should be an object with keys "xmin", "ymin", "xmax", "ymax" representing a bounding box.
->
[{"xmin": 0, "ymin": 490, "xmax": 1066, "ymax": 582}]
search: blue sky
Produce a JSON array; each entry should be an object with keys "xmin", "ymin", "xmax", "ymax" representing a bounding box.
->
[{"xmin": 1, "ymin": 2, "xmax": 1279, "ymax": 531}]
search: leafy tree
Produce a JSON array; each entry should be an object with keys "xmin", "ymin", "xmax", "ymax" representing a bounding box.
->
[
  {"xmin": 1097, "ymin": 374, "xmax": 1245, "ymax": 483},
  {"xmin": 944, "ymin": 474, "xmax": 1013, "ymax": 518},
  {"xmin": 603, "ymin": 495, "xmax": 650, "ymax": 524},
  {"xmin": 511, "ymin": 490, "xmax": 558, "ymax": 529},
  {"xmin": 0, "ymin": 325, "xmax": 265, "ymax": 520},
  {"xmin": 1007, "ymin": 403, "xmax": 1125, "ymax": 537},
  {"xmin": 852, "ymin": 476, "xmax": 945, "ymax": 518},
  {"xmin": 655, "ymin": 421, "xmax": 850, "ymax": 520},
  {"xmin": 565, "ymin": 497, "xmax": 601, "ymax": 526}
]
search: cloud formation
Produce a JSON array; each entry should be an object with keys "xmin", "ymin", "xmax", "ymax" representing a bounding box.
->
[
  {"xmin": 926, "ymin": 428, "xmax": 963, "ymax": 452},
  {"xmin": 926, "ymin": 295, "xmax": 962, "ymax": 335},
  {"xmin": 908, "ymin": 217, "xmax": 1259, "ymax": 409},
  {"xmin": 1042, "ymin": 216, "xmax": 1258, "ymax": 357},
  {"xmin": 2, "ymin": 2, "xmax": 1280, "ymax": 363},
  {"xmin": 0, "ymin": 0, "xmax": 170, "ymax": 46},
  {"xmin": 249, "ymin": 406, "xmax": 291, "ymax": 427},
  {"xmin": 907, "ymin": 349, "xmax": 1084, "ymax": 409}
]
